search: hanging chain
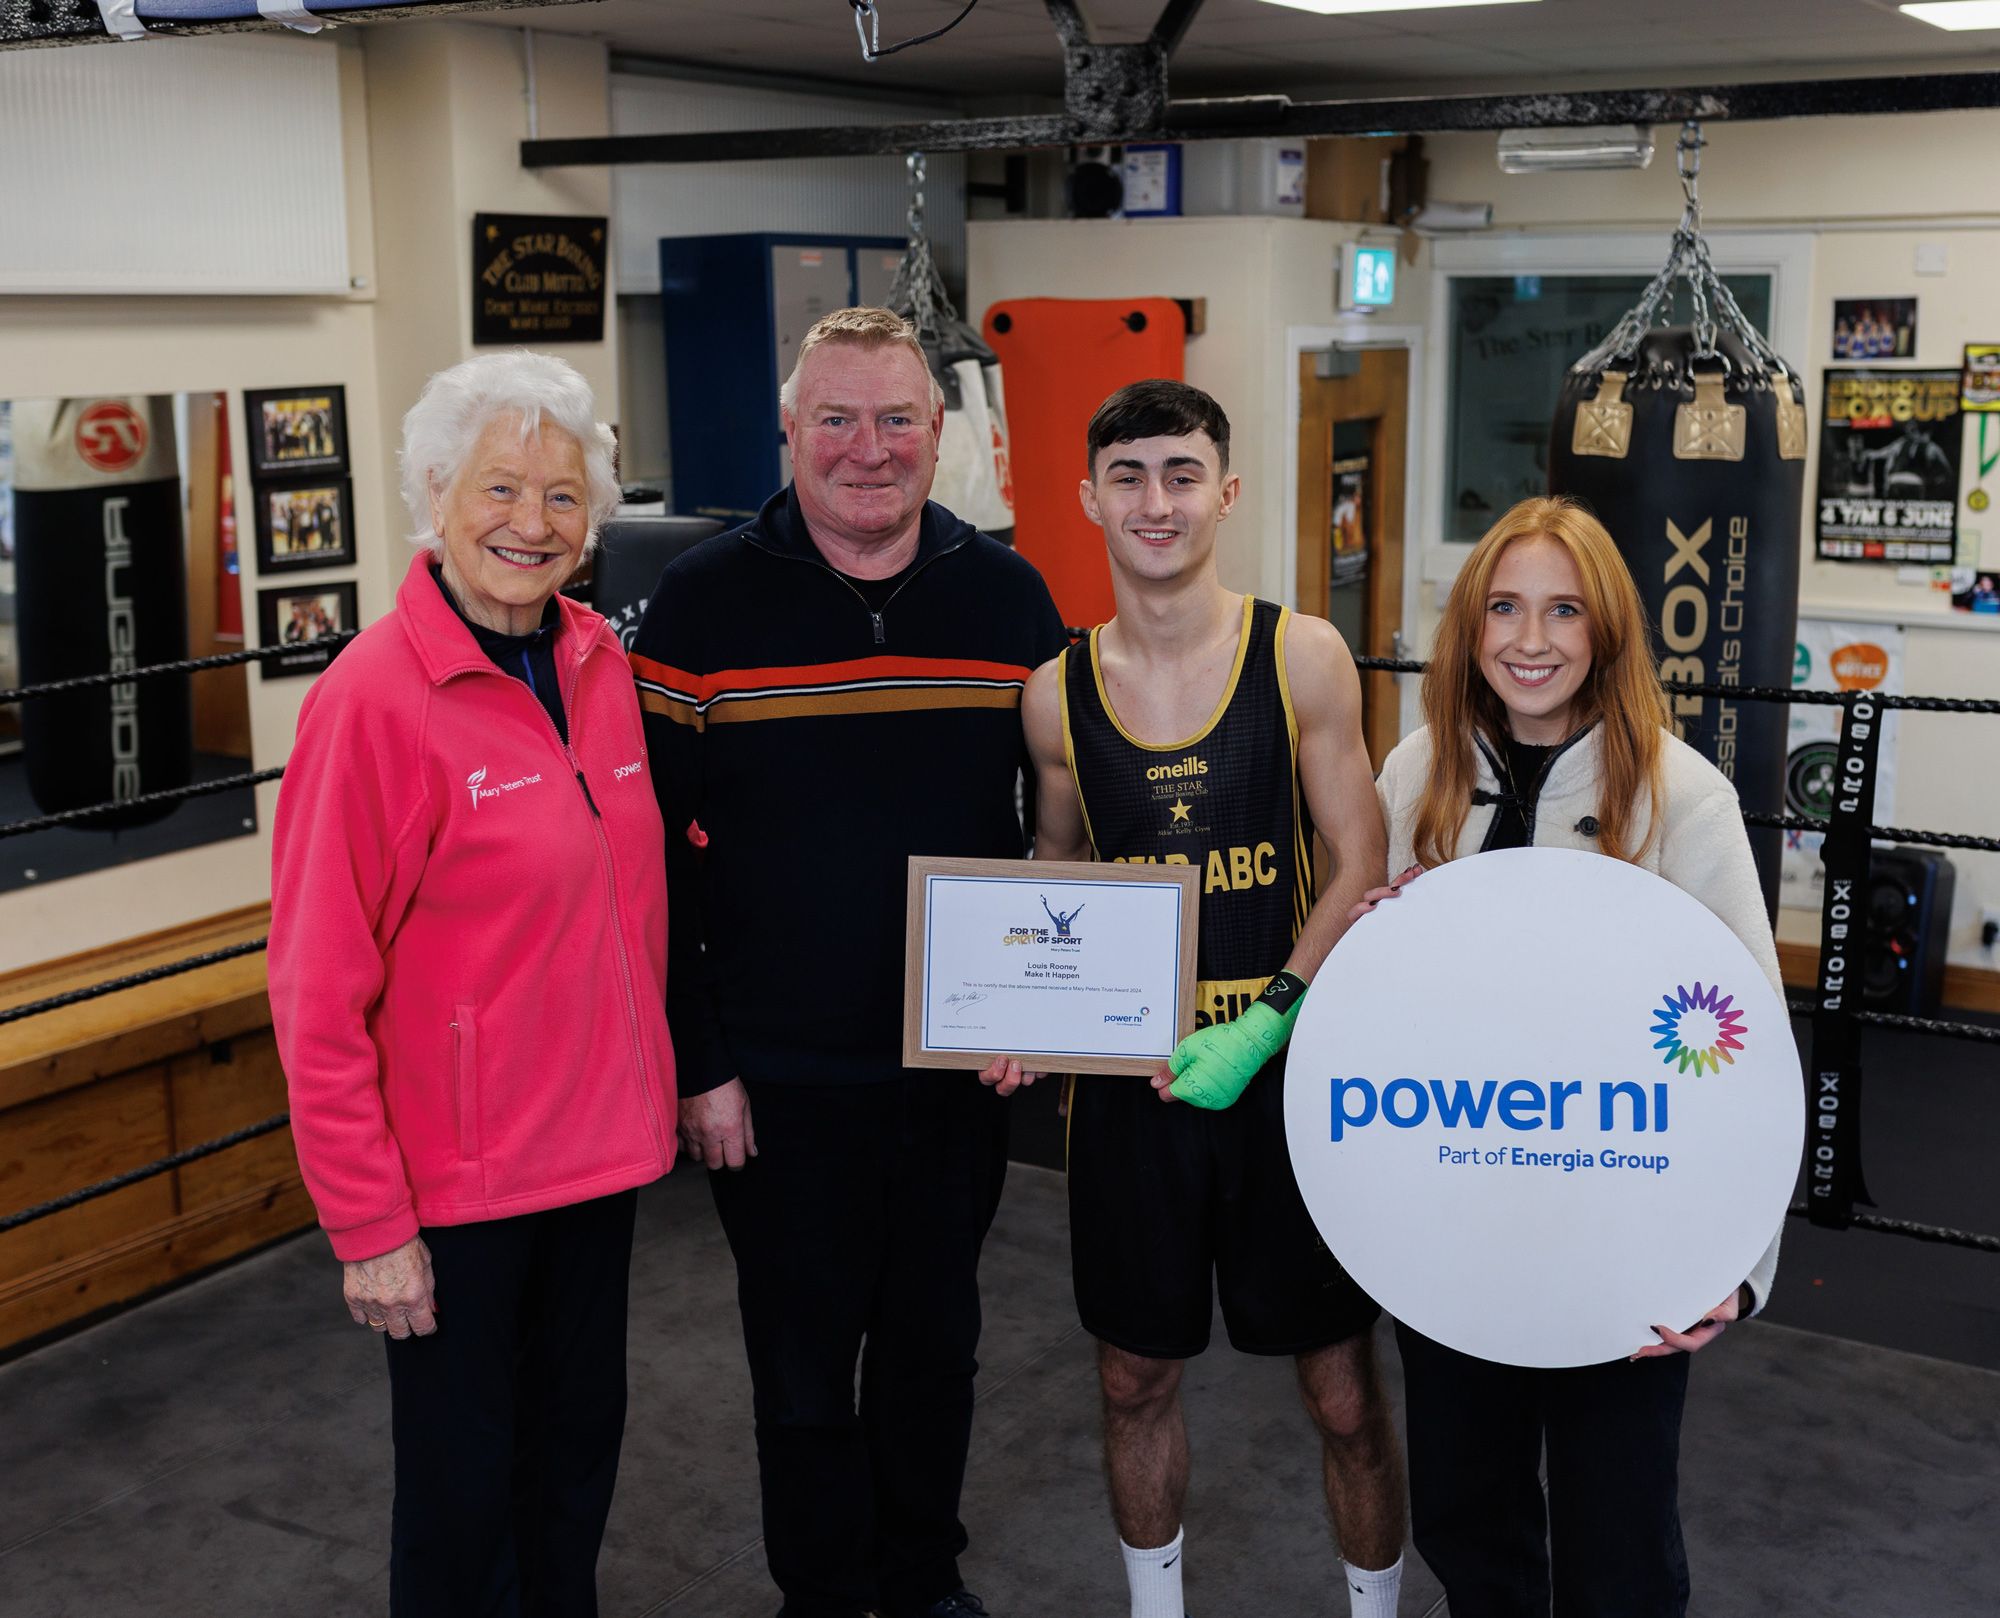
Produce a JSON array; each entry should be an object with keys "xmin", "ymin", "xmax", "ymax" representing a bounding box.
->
[
  {"xmin": 888, "ymin": 149, "xmax": 960, "ymax": 340},
  {"xmin": 1571, "ymin": 119, "xmax": 1782, "ymax": 388},
  {"xmin": 1676, "ymin": 124, "xmax": 1718, "ymax": 358}
]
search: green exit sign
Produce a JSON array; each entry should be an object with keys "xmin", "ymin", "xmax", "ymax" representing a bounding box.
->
[{"xmin": 1341, "ymin": 243, "xmax": 1397, "ymax": 311}]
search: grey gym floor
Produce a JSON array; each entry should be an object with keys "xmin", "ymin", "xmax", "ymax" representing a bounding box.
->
[{"xmin": 4, "ymin": 1125, "xmax": 1998, "ymax": 1617}]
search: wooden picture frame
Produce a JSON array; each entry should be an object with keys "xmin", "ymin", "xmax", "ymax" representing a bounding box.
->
[{"xmin": 903, "ymin": 855, "xmax": 1201, "ymax": 1075}]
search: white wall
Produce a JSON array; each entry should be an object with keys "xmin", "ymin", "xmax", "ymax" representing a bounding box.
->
[
  {"xmin": 0, "ymin": 27, "xmax": 617, "ymax": 974},
  {"xmin": 0, "ymin": 38, "xmax": 381, "ymax": 974}
]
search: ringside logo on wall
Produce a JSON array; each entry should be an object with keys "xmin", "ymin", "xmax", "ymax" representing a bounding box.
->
[{"xmin": 1285, "ymin": 848, "xmax": 1803, "ymax": 1368}]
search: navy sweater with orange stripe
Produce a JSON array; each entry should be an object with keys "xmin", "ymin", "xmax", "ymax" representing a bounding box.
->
[{"xmin": 631, "ymin": 486, "xmax": 1067, "ymax": 1093}]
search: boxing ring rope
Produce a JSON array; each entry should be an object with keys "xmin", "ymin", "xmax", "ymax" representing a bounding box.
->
[
  {"xmin": 0, "ymin": 632, "xmax": 356, "ymax": 706},
  {"xmin": 1, "ymin": 642, "xmax": 1995, "ymax": 1258},
  {"xmin": 0, "ymin": 768, "xmax": 287, "ymax": 840},
  {"xmin": 0, "ymin": 1112, "xmax": 292, "ymax": 1238}
]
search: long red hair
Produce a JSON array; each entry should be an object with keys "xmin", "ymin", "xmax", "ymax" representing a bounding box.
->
[{"xmin": 1411, "ymin": 496, "xmax": 1669, "ymax": 868}]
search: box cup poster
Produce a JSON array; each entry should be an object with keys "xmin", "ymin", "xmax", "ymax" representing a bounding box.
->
[{"xmin": 1815, "ymin": 369, "xmax": 1961, "ymax": 564}]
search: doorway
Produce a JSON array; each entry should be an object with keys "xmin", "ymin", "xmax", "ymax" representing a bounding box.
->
[{"xmin": 1296, "ymin": 345, "xmax": 1408, "ymax": 767}]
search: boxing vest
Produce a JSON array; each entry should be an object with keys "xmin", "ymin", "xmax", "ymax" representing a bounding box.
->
[{"xmin": 1060, "ymin": 595, "xmax": 1314, "ymax": 1028}]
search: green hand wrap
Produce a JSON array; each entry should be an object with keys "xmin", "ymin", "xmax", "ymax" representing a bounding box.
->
[{"xmin": 1167, "ymin": 970, "xmax": 1308, "ymax": 1110}]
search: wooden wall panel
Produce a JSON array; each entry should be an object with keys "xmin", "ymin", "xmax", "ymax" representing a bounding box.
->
[{"xmin": 0, "ymin": 904, "xmax": 315, "ymax": 1351}]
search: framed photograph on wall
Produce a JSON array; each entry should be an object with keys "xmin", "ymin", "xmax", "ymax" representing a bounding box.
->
[
  {"xmin": 258, "ymin": 580, "xmax": 357, "ymax": 680},
  {"xmin": 254, "ymin": 476, "xmax": 354, "ymax": 573},
  {"xmin": 243, "ymin": 384, "xmax": 348, "ymax": 478}
]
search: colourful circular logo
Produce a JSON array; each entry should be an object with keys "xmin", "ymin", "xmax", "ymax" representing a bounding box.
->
[{"xmin": 1650, "ymin": 982, "xmax": 1748, "ymax": 1075}]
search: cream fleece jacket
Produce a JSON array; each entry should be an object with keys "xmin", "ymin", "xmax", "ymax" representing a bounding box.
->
[{"xmin": 1376, "ymin": 722, "xmax": 1785, "ymax": 1315}]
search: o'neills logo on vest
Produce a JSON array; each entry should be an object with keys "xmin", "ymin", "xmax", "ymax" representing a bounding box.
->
[{"xmin": 1145, "ymin": 754, "xmax": 1208, "ymax": 782}]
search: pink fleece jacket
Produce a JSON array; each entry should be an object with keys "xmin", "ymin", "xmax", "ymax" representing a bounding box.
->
[{"xmin": 270, "ymin": 554, "xmax": 677, "ymax": 1261}]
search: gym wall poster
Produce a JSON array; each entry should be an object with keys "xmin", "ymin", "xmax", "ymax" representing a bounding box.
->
[
  {"xmin": 1815, "ymin": 369, "xmax": 1961, "ymax": 563},
  {"xmin": 243, "ymin": 386, "xmax": 349, "ymax": 481},
  {"xmin": 254, "ymin": 477, "xmax": 354, "ymax": 574},
  {"xmin": 258, "ymin": 580, "xmax": 355, "ymax": 680}
]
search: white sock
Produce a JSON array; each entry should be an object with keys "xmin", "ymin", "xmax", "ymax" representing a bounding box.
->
[
  {"xmin": 1343, "ymin": 1553, "xmax": 1403, "ymax": 1618},
  {"xmin": 1121, "ymin": 1527, "xmax": 1185, "ymax": 1618}
]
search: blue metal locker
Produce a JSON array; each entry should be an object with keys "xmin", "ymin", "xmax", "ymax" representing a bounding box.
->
[{"xmin": 659, "ymin": 232, "xmax": 906, "ymax": 522}]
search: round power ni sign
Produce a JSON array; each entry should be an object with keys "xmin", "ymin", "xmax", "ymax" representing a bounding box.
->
[{"xmin": 1284, "ymin": 848, "xmax": 1803, "ymax": 1368}]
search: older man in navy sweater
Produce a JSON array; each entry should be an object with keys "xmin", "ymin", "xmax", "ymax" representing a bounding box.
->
[{"xmin": 632, "ymin": 307, "xmax": 1066, "ymax": 1618}]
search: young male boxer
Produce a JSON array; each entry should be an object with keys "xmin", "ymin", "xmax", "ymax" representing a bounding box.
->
[{"xmin": 981, "ymin": 381, "xmax": 1405, "ymax": 1618}]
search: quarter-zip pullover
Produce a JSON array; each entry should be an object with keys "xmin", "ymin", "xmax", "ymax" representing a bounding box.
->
[
  {"xmin": 432, "ymin": 565, "xmax": 567, "ymax": 742},
  {"xmin": 630, "ymin": 486, "xmax": 1067, "ymax": 1093},
  {"xmin": 271, "ymin": 553, "xmax": 677, "ymax": 1261}
]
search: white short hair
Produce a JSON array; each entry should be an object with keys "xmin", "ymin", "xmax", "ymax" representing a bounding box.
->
[{"xmin": 399, "ymin": 351, "xmax": 621, "ymax": 554}]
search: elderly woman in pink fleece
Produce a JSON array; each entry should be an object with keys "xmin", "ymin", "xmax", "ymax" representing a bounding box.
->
[{"xmin": 269, "ymin": 352, "xmax": 677, "ymax": 1616}]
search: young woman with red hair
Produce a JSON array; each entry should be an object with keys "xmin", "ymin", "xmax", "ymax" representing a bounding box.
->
[{"xmin": 1360, "ymin": 495, "xmax": 1784, "ymax": 1618}]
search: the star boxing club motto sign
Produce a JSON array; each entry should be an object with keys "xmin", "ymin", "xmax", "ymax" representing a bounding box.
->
[{"xmin": 1285, "ymin": 849, "xmax": 1803, "ymax": 1368}]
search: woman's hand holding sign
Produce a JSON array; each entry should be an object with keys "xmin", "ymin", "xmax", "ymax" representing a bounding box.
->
[
  {"xmin": 1348, "ymin": 864, "xmax": 1425, "ymax": 925},
  {"xmin": 1634, "ymin": 1282, "xmax": 1752, "ymax": 1359}
]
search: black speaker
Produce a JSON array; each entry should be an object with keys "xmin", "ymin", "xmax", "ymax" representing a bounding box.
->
[{"xmin": 1862, "ymin": 846, "xmax": 1956, "ymax": 1016}]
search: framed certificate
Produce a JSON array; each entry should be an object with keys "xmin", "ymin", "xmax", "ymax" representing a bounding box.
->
[{"xmin": 903, "ymin": 856, "xmax": 1201, "ymax": 1075}]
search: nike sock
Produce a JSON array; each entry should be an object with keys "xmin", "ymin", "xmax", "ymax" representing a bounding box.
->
[
  {"xmin": 1343, "ymin": 1554, "xmax": 1402, "ymax": 1618},
  {"xmin": 1121, "ymin": 1527, "xmax": 1185, "ymax": 1618}
]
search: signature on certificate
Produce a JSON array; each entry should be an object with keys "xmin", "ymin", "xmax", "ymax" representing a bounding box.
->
[{"xmin": 943, "ymin": 991, "xmax": 990, "ymax": 1008}]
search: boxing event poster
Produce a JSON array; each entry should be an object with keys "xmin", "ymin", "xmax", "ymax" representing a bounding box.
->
[
  {"xmin": 1815, "ymin": 369, "xmax": 1961, "ymax": 563},
  {"xmin": 1949, "ymin": 347, "xmax": 2000, "ymax": 612},
  {"xmin": 1779, "ymin": 622, "xmax": 1902, "ymax": 912},
  {"xmin": 1831, "ymin": 297, "xmax": 1916, "ymax": 361}
]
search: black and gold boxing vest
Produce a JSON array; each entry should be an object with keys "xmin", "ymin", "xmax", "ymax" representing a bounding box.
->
[{"xmin": 1059, "ymin": 596, "xmax": 1315, "ymax": 1029}]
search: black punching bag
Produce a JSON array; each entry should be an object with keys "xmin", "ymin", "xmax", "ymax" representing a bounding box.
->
[
  {"xmin": 13, "ymin": 396, "xmax": 193, "ymax": 825},
  {"xmin": 1549, "ymin": 329, "xmax": 1806, "ymax": 918}
]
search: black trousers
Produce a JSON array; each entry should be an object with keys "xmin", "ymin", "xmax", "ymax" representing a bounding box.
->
[
  {"xmin": 384, "ymin": 1189, "xmax": 639, "ymax": 1618},
  {"xmin": 1396, "ymin": 1323, "xmax": 1692, "ymax": 1618},
  {"xmin": 709, "ymin": 1074, "xmax": 1010, "ymax": 1618}
]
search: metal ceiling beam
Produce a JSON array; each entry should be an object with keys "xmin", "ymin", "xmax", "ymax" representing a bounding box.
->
[
  {"xmin": 1149, "ymin": 0, "xmax": 1208, "ymax": 60},
  {"xmin": 522, "ymin": 68, "xmax": 2000, "ymax": 168}
]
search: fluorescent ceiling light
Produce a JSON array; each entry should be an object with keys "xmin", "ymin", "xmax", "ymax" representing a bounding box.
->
[
  {"xmin": 1255, "ymin": 0, "xmax": 1541, "ymax": 14},
  {"xmin": 1900, "ymin": 2, "xmax": 2000, "ymax": 27},
  {"xmin": 1498, "ymin": 125, "xmax": 1655, "ymax": 173}
]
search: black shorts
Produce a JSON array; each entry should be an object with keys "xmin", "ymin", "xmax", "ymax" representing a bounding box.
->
[{"xmin": 1065, "ymin": 1054, "xmax": 1380, "ymax": 1360}]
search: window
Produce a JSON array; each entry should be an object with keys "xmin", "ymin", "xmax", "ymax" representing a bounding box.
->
[{"xmin": 1442, "ymin": 273, "xmax": 1773, "ymax": 544}]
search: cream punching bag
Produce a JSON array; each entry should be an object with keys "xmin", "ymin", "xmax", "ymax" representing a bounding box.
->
[
  {"xmin": 12, "ymin": 395, "xmax": 193, "ymax": 824},
  {"xmin": 925, "ymin": 323, "xmax": 1016, "ymax": 546},
  {"xmin": 1547, "ymin": 127, "xmax": 1804, "ymax": 918},
  {"xmin": 889, "ymin": 152, "xmax": 1017, "ymax": 545}
]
